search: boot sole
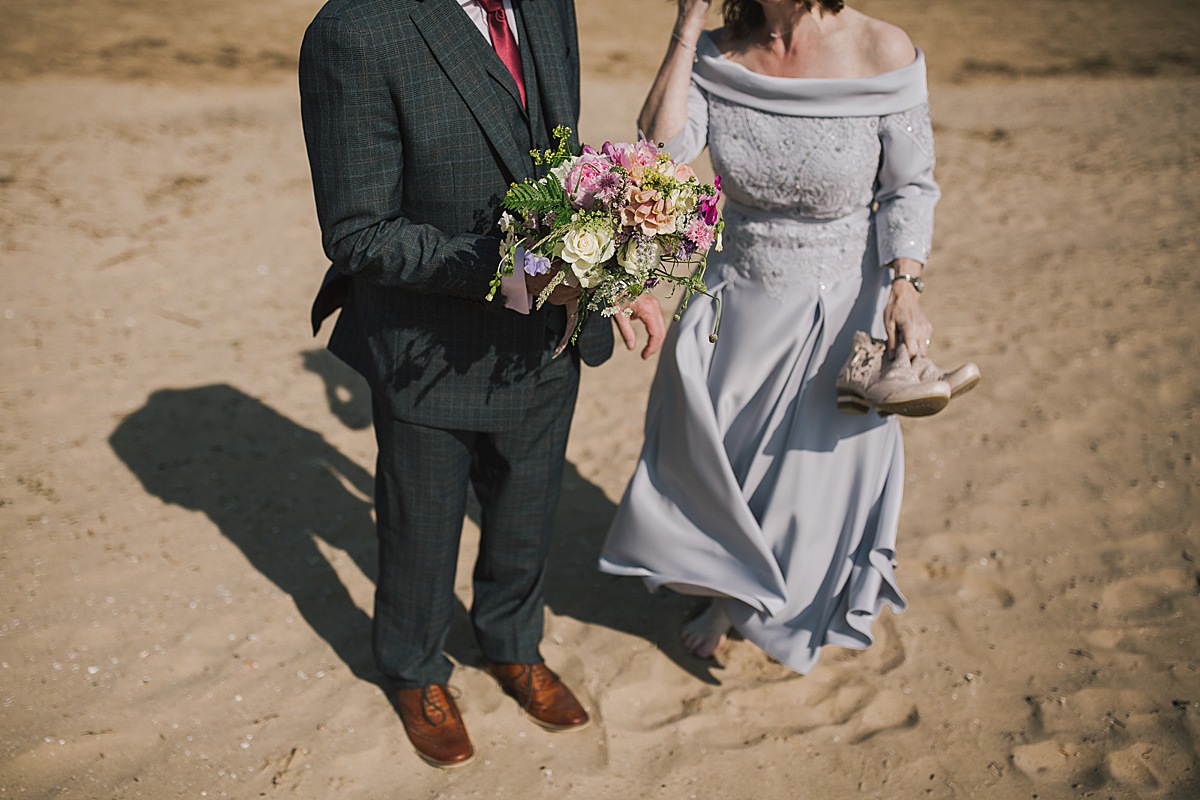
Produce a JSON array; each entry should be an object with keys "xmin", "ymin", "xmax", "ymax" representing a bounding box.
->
[
  {"xmin": 836, "ymin": 394, "xmax": 872, "ymax": 414},
  {"xmin": 837, "ymin": 392, "xmax": 951, "ymax": 417},
  {"xmin": 950, "ymin": 374, "xmax": 981, "ymax": 399},
  {"xmin": 876, "ymin": 394, "xmax": 951, "ymax": 417},
  {"xmin": 522, "ymin": 712, "xmax": 592, "ymax": 733}
]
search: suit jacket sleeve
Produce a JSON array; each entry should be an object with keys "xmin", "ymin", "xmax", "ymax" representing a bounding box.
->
[{"xmin": 299, "ymin": 14, "xmax": 499, "ymax": 301}]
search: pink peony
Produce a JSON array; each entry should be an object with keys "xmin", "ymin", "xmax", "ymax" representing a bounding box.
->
[
  {"xmin": 602, "ymin": 139, "xmax": 659, "ymax": 179},
  {"xmin": 563, "ymin": 152, "xmax": 615, "ymax": 209}
]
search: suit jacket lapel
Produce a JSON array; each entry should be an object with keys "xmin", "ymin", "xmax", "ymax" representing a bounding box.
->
[
  {"xmin": 520, "ymin": 0, "xmax": 575, "ymax": 132},
  {"xmin": 411, "ymin": 0, "xmax": 528, "ymax": 180}
]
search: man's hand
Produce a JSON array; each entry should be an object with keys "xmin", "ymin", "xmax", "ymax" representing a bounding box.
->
[
  {"xmin": 615, "ymin": 293, "xmax": 666, "ymax": 359},
  {"xmin": 525, "ymin": 269, "xmax": 582, "ymax": 306}
]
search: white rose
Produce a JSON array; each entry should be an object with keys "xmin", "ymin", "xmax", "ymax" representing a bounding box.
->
[
  {"xmin": 570, "ymin": 260, "xmax": 605, "ymax": 289},
  {"xmin": 559, "ymin": 225, "xmax": 615, "ymax": 268}
]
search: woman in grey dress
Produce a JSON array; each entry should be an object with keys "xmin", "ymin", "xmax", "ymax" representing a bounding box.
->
[{"xmin": 599, "ymin": 0, "xmax": 940, "ymax": 673}]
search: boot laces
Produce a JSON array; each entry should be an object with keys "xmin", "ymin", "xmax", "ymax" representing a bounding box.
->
[{"xmin": 847, "ymin": 346, "xmax": 881, "ymax": 384}]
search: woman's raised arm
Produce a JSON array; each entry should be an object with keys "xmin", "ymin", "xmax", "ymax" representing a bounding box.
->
[{"xmin": 638, "ymin": 1, "xmax": 712, "ymax": 144}]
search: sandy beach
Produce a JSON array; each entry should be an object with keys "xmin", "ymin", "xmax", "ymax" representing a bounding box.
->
[{"xmin": 1, "ymin": 1, "xmax": 1198, "ymax": 797}]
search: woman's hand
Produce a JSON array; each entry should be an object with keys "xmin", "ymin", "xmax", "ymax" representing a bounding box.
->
[
  {"xmin": 676, "ymin": 0, "xmax": 713, "ymax": 32},
  {"xmin": 882, "ymin": 258, "xmax": 932, "ymax": 358}
]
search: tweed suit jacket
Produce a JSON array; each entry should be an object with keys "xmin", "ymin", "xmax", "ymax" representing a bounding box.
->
[{"xmin": 300, "ymin": 0, "xmax": 612, "ymax": 430}]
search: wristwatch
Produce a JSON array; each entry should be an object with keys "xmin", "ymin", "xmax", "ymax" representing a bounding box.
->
[{"xmin": 894, "ymin": 273, "xmax": 925, "ymax": 293}]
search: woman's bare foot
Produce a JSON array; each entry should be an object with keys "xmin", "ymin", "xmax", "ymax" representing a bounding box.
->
[{"xmin": 681, "ymin": 599, "xmax": 732, "ymax": 659}]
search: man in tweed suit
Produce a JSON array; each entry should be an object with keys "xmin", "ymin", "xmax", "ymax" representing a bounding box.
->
[{"xmin": 299, "ymin": 0, "xmax": 663, "ymax": 768}]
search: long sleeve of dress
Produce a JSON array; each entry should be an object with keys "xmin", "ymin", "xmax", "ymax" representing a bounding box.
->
[{"xmin": 874, "ymin": 102, "xmax": 940, "ymax": 267}]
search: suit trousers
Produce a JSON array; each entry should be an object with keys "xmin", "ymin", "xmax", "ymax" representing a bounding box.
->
[{"xmin": 370, "ymin": 344, "xmax": 581, "ymax": 689}]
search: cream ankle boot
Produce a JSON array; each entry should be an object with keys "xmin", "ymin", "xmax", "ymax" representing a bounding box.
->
[
  {"xmin": 836, "ymin": 332, "xmax": 951, "ymax": 417},
  {"xmin": 911, "ymin": 354, "xmax": 982, "ymax": 399}
]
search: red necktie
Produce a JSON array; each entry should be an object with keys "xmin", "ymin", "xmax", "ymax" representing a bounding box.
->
[{"xmin": 479, "ymin": 0, "xmax": 526, "ymax": 108}]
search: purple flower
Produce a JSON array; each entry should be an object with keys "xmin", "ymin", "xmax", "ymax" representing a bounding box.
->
[
  {"xmin": 601, "ymin": 141, "xmax": 628, "ymax": 167},
  {"xmin": 523, "ymin": 250, "xmax": 552, "ymax": 276},
  {"xmin": 594, "ymin": 170, "xmax": 624, "ymax": 203},
  {"xmin": 699, "ymin": 176, "xmax": 724, "ymax": 226}
]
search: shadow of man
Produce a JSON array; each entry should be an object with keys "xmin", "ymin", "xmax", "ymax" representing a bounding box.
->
[
  {"xmin": 109, "ymin": 383, "xmax": 380, "ymax": 681},
  {"xmin": 300, "ymin": 350, "xmax": 720, "ymax": 683}
]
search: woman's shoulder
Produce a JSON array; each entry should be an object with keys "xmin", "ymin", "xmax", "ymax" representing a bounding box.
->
[{"xmin": 847, "ymin": 12, "xmax": 918, "ymax": 74}]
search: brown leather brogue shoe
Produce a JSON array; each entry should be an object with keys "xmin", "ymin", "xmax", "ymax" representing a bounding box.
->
[
  {"xmin": 394, "ymin": 684, "xmax": 475, "ymax": 768},
  {"xmin": 482, "ymin": 659, "xmax": 590, "ymax": 732}
]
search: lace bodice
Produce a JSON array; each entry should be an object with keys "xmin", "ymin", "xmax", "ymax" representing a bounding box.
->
[
  {"xmin": 662, "ymin": 33, "xmax": 940, "ymax": 300},
  {"xmin": 709, "ymin": 97, "xmax": 882, "ymax": 218}
]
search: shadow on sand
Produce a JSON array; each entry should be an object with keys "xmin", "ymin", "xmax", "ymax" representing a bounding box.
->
[{"xmin": 108, "ymin": 352, "xmax": 718, "ymax": 690}]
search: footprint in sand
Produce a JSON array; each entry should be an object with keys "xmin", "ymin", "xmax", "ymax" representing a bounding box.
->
[
  {"xmin": 1016, "ymin": 688, "xmax": 1199, "ymax": 794},
  {"xmin": 1011, "ymin": 738, "xmax": 1088, "ymax": 783},
  {"xmin": 1097, "ymin": 566, "xmax": 1196, "ymax": 622},
  {"xmin": 1105, "ymin": 739, "xmax": 1195, "ymax": 793},
  {"xmin": 919, "ymin": 562, "xmax": 1016, "ymax": 616},
  {"xmin": 848, "ymin": 689, "xmax": 920, "ymax": 744},
  {"xmin": 956, "ymin": 571, "xmax": 1016, "ymax": 610}
]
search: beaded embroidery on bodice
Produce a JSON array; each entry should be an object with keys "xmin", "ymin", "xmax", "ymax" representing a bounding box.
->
[
  {"xmin": 706, "ymin": 98, "xmax": 934, "ymax": 301},
  {"xmin": 709, "ymin": 97, "xmax": 881, "ymax": 218}
]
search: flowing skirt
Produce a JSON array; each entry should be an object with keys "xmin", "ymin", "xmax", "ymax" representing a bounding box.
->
[{"xmin": 600, "ymin": 209, "xmax": 907, "ymax": 673}]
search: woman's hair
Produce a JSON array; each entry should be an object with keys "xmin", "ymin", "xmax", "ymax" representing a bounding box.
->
[{"xmin": 722, "ymin": 0, "xmax": 845, "ymax": 39}]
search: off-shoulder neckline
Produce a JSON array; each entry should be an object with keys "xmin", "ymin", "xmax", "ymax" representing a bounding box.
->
[{"xmin": 699, "ymin": 29, "xmax": 923, "ymax": 85}]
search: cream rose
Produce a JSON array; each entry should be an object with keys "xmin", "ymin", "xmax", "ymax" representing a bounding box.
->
[
  {"xmin": 556, "ymin": 224, "xmax": 615, "ymax": 289},
  {"xmin": 560, "ymin": 225, "xmax": 615, "ymax": 265}
]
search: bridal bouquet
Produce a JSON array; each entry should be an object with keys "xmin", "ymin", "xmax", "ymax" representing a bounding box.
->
[{"xmin": 486, "ymin": 126, "xmax": 724, "ymax": 342}]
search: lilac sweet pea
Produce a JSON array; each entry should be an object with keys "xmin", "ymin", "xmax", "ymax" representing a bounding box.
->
[{"xmin": 523, "ymin": 250, "xmax": 552, "ymax": 276}]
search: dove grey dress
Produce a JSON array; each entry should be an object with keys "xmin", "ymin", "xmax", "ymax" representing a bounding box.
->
[{"xmin": 599, "ymin": 33, "xmax": 940, "ymax": 673}]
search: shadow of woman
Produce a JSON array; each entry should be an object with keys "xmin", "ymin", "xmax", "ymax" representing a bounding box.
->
[
  {"xmin": 299, "ymin": 349, "xmax": 722, "ymax": 684},
  {"xmin": 108, "ymin": 383, "xmax": 381, "ymax": 682}
]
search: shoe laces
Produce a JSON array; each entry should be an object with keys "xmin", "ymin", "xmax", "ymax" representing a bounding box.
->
[
  {"xmin": 514, "ymin": 663, "xmax": 558, "ymax": 708},
  {"xmin": 419, "ymin": 685, "xmax": 450, "ymax": 726}
]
